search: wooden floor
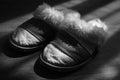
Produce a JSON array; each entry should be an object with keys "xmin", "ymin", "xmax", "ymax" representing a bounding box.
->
[{"xmin": 0, "ymin": 0, "xmax": 120, "ymax": 80}]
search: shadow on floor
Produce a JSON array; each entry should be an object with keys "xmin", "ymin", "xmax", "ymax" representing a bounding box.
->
[
  {"xmin": 0, "ymin": 0, "xmax": 114, "ymax": 23},
  {"xmin": 71, "ymin": 0, "xmax": 114, "ymax": 16},
  {"xmin": 0, "ymin": 0, "xmax": 70, "ymax": 23},
  {"xmin": 0, "ymin": 33, "xmax": 39, "ymax": 58},
  {"xmin": 0, "ymin": 33, "xmax": 39, "ymax": 80},
  {"xmin": 0, "ymin": 53, "xmax": 38, "ymax": 80},
  {"xmin": 34, "ymin": 58, "xmax": 74, "ymax": 79}
]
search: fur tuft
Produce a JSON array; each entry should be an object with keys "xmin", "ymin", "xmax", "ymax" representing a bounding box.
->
[
  {"xmin": 43, "ymin": 44, "xmax": 74, "ymax": 64},
  {"xmin": 34, "ymin": 3, "xmax": 64, "ymax": 25},
  {"xmin": 33, "ymin": 3, "xmax": 108, "ymax": 45},
  {"xmin": 12, "ymin": 28, "xmax": 40, "ymax": 46},
  {"xmin": 33, "ymin": 3, "xmax": 81, "ymax": 29}
]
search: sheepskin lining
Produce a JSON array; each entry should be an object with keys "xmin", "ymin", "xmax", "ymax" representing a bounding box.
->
[{"xmin": 33, "ymin": 3, "xmax": 108, "ymax": 45}]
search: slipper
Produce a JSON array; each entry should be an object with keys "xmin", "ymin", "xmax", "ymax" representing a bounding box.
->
[
  {"xmin": 39, "ymin": 11, "xmax": 108, "ymax": 72},
  {"xmin": 9, "ymin": 3, "xmax": 70, "ymax": 52}
]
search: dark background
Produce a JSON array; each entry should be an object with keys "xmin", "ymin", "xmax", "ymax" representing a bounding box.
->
[
  {"xmin": 0, "ymin": 0, "xmax": 70, "ymax": 22},
  {"xmin": 0, "ymin": 0, "xmax": 120, "ymax": 80},
  {"xmin": 0, "ymin": 0, "xmax": 113, "ymax": 22}
]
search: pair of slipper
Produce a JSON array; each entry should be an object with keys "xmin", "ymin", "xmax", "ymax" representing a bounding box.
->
[{"xmin": 9, "ymin": 3, "xmax": 108, "ymax": 72}]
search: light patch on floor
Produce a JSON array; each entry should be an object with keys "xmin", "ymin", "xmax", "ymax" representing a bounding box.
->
[
  {"xmin": 55, "ymin": 0, "xmax": 87, "ymax": 9},
  {"xmin": 83, "ymin": 0, "xmax": 120, "ymax": 38},
  {"xmin": 84, "ymin": 54, "xmax": 120, "ymax": 80},
  {"xmin": 99, "ymin": 66, "xmax": 118, "ymax": 79}
]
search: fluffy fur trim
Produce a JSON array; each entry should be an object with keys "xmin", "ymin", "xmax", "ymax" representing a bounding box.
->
[
  {"xmin": 43, "ymin": 44, "xmax": 74, "ymax": 65},
  {"xmin": 33, "ymin": 3, "xmax": 80, "ymax": 28},
  {"xmin": 34, "ymin": 3, "xmax": 108, "ymax": 45},
  {"xmin": 12, "ymin": 28, "xmax": 40, "ymax": 46},
  {"xmin": 33, "ymin": 3, "xmax": 64, "ymax": 25}
]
